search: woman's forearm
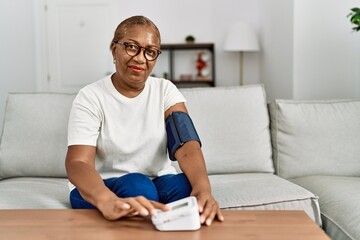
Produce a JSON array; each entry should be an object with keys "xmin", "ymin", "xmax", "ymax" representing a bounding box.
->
[
  {"xmin": 65, "ymin": 146, "xmax": 116, "ymax": 207},
  {"xmin": 175, "ymin": 141, "xmax": 211, "ymax": 193}
]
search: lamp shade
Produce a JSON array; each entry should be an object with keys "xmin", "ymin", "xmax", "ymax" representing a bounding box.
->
[{"xmin": 224, "ymin": 22, "xmax": 260, "ymax": 52}]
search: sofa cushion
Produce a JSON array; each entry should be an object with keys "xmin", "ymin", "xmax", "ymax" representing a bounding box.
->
[
  {"xmin": 292, "ymin": 176, "xmax": 360, "ymax": 240},
  {"xmin": 0, "ymin": 93, "xmax": 75, "ymax": 178},
  {"xmin": 0, "ymin": 177, "xmax": 70, "ymax": 209},
  {"xmin": 210, "ymin": 173, "xmax": 321, "ymax": 225},
  {"xmin": 269, "ymin": 99, "xmax": 360, "ymax": 179},
  {"xmin": 179, "ymin": 85, "xmax": 274, "ymax": 174}
]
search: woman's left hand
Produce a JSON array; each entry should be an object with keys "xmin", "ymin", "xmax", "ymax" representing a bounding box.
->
[{"xmin": 192, "ymin": 191, "xmax": 224, "ymax": 226}]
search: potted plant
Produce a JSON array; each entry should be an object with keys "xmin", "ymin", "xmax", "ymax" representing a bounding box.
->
[
  {"xmin": 348, "ymin": 7, "xmax": 360, "ymax": 31},
  {"xmin": 185, "ymin": 35, "xmax": 195, "ymax": 43}
]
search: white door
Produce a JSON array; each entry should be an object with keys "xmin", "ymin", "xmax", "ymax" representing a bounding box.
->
[{"xmin": 38, "ymin": 0, "xmax": 117, "ymax": 92}]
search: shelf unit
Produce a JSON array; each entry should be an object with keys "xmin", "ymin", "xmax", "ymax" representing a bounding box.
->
[{"xmin": 160, "ymin": 43, "xmax": 215, "ymax": 87}]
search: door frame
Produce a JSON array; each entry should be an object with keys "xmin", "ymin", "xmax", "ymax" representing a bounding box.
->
[{"xmin": 34, "ymin": 0, "xmax": 49, "ymax": 91}]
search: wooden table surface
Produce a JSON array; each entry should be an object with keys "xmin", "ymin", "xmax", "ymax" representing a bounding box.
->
[{"xmin": 0, "ymin": 209, "xmax": 329, "ymax": 240}]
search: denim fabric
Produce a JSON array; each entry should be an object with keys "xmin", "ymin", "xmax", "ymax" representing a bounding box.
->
[{"xmin": 70, "ymin": 173, "xmax": 192, "ymax": 209}]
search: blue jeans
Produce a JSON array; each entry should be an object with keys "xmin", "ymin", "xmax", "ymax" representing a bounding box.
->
[{"xmin": 70, "ymin": 173, "xmax": 192, "ymax": 209}]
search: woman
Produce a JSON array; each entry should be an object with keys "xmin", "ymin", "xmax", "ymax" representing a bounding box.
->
[{"xmin": 65, "ymin": 15, "xmax": 223, "ymax": 226}]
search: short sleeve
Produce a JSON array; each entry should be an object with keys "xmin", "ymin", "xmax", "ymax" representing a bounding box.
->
[
  {"xmin": 67, "ymin": 89, "xmax": 102, "ymax": 146},
  {"xmin": 163, "ymin": 80, "xmax": 186, "ymax": 111}
]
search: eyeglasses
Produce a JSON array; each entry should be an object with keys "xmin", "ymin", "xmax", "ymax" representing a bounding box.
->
[{"xmin": 115, "ymin": 41, "xmax": 161, "ymax": 61}]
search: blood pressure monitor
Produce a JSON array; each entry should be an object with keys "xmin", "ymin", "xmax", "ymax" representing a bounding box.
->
[{"xmin": 151, "ymin": 196, "xmax": 201, "ymax": 231}]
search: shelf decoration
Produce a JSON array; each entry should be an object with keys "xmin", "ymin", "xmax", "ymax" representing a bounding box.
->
[
  {"xmin": 196, "ymin": 51, "xmax": 209, "ymax": 80},
  {"xmin": 159, "ymin": 43, "xmax": 215, "ymax": 87},
  {"xmin": 185, "ymin": 35, "xmax": 195, "ymax": 44}
]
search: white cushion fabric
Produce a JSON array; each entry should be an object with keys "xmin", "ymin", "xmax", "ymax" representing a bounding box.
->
[
  {"xmin": 0, "ymin": 93, "xmax": 75, "ymax": 178},
  {"xmin": 0, "ymin": 177, "xmax": 70, "ymax": 209},
  {"xmin": 270, "ymin": 99, "xmax": 360, "ymax": 179},
  {"xmin": 180, "ymin": 85, "xmax": 274, "ymax": 174},
  {"xmin": 210, "ymin": 173, "xmax": 321, "ymax": 225}
]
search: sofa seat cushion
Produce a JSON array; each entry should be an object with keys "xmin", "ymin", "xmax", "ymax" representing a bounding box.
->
[
  {"xmin": 180, "ymin": 85, "xmax": 274, "ymax": 174},
  {"xmin": 0, "ymin": 177, "xmax": 70, "ymax": 209},
  {"xmin": 291, "ymin": 176, "xmax": 360, "ymax": 240},
  {"xmin": 269, "ymin": 99, "xmax": 360, "ymax": 179},
  {"xmin": 209, "ymin": 173, "xmax": 321, "ymax": 225}
]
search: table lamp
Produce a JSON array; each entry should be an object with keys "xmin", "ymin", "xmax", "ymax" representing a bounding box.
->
[{"xmin": 224, "ymin": 22, "xmax": 260, "ymax": 85}]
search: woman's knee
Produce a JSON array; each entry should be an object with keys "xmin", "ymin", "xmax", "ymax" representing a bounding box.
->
[
  {"xmin": 153, "ymin": 173, "xmax": 192, "ymax": 203},
  {"xmin": 108, "ymin": 173, "xmax": 159, "ymax": 201},
  {"xmin": 69, "ymin": 188, "xmax": 96, "ymax": 209}
]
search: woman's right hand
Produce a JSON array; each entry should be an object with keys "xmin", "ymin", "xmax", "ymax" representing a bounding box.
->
[
  {"xmin": 66, "ymin": 145, "xmax": 170, "ymax": 220},
  {"xmin": 96, "ymin": 194, "xmax": 170, "ymax": 220}
]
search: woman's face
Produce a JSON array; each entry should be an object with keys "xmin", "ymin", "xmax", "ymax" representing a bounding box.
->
[{"xmin": 112, "ymin": 25, "xmax": 160, "ymax": 91}]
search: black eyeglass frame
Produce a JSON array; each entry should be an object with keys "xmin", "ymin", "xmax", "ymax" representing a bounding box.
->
[{"xmin": 115, "ymin": 41, "xmax": 162, "ymax": 61}]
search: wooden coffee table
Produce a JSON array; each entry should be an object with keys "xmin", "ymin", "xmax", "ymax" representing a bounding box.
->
[{"xmin": 0, "ymin": 210, "xmax": 329, "ymax": 240}]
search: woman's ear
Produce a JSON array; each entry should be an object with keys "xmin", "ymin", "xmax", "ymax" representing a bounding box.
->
[
  {"xmin": 111, "ymin": 46, "xmax": 118, "ymax": 64},
  {"xmin": 111, "ymin": 44, "xmax": 116, "ymax": 58}
]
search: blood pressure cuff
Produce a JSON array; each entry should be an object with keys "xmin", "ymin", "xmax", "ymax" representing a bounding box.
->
[{"xmin": 165, "ymin": 111, "xmax": 201, "ymax": 161}]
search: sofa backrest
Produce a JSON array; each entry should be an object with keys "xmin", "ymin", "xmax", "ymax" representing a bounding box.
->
[
  {"xmin": 179, "ymin": 85, "xmax": 274, "ymax": 175},
  {"xmin": 269, "ymin": 99, "xmax": 360, "ymax": 179},
  {"xmin": 0, "ymin": 93, "xmax": 75, "ymax": 178},
  {"xmin": 0, "ymin": 85, "xmax": 274, "ymax": 178}
]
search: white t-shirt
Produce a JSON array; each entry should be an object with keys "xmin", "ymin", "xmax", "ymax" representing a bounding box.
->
[{"xmin": 67, "ymin": 74, "xmax": 186, "ymax": 181}]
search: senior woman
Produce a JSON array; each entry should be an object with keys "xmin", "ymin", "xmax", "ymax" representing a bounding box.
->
[{"xmin": 65, "ymin": 15, "xmax": 223, "ymax": 226}]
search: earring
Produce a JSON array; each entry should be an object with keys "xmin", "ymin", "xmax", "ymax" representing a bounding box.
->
[{"xmin": 113, "ymin": 59, "xmax": 116, "ymax": 64}]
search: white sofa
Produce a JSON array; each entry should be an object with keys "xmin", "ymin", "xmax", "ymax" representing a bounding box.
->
[
  {"xmin": 1, "ymin": 85, "xmax": 359, "ymax": 239},
  {"xmin": 269, "ymin": 99, "xmax": 360, "ymax": 240}
]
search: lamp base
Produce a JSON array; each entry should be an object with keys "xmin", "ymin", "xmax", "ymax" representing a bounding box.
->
[{"xmin": 240, "ymin": 51, "xmax": 244, "ymax": 86}]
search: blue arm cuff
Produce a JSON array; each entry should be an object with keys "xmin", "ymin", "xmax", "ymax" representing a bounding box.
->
[{"xmin": 165, "ymin": 111, "xmax": 201, "ymax": 161}]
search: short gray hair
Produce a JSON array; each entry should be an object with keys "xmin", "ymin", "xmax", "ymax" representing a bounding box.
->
[{"xmin": 110, "ymin": 15, "xmax": 161, "ymax": 50}]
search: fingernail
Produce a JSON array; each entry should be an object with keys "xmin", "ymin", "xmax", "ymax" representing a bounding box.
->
[
  {"xmin": 200, "ymin": 216, "xmax": 205, "ymax": 224},
  {"xmin": 206, "ymin": 219, "xmax": 212, "ymax": 226},
  {"xmin": 140, "ymin": 209, "xmax": 149, "ymax": 216},
  {"xmin": 151, "ymin": 209, "xmax": 157, "ymax": 216},
  {"xmin": 122, "ymin": 203, "xmax": 130, "ymax": 209}
]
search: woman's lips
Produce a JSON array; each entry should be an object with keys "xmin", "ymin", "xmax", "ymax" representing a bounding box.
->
[{"xmin": 130, "ymin": 65, "xmax": 145, "ymax": 72}]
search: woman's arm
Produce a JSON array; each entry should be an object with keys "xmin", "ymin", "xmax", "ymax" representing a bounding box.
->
[
  {"xmin": 65, "ymin": 145, "xmax": 168, "ymax": 220},
  {"xmin": 65, "ymin": 145, "xmax": 131, "ymax": 219},
  {"xmin": 165, "ymin": 103, "xmax": 224, "ymax": 226}
]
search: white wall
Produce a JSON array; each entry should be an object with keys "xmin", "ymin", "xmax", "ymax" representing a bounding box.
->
[
  {"xmin": 259, "ymin": 0, "xmax": 295, "ymax": 101},
  {"xmin": 260, "ymin": 0, "xmax": 360, "ymax": 101},
  {"xmin": 293, "ymin": 0, "xmax": 360, "ymax": 99},
  {"xmin": 0, "ymin": 0, "xmax": 37, "ymax": 132}
]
